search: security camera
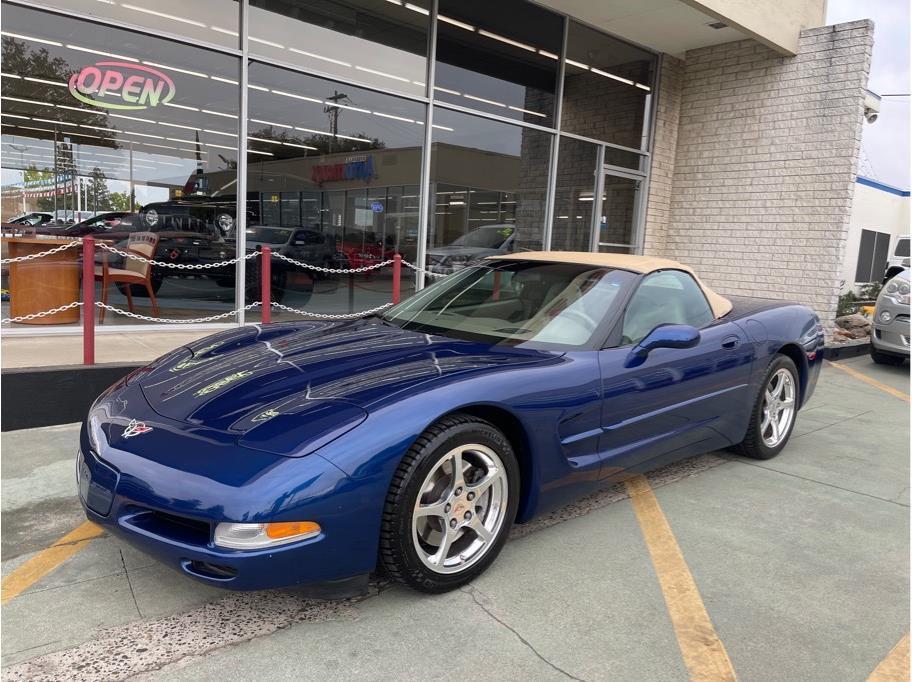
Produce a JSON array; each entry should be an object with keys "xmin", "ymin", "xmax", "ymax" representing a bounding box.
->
[{"xmin": 864, "ymin": 89, "xmax": 881, "ymax": 124}]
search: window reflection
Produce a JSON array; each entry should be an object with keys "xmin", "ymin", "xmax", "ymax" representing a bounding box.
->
[
  {"xmin": 561, "ymin": 21, "xmax": 655, "ymax": 150},
  {"xmin": 1, "ymin": 4, "xmax": 239, "ymax": 327},
  {"xmin": 249, "ymin": 0, "xmax": 429, "ymax": 97},
  {"xmin": 20, "ymin": 0, "xmax": 240, "ymax": 49},
  {"xmin": 598, "ymin": 176, "xmax": 640, "ymax": 252},
  {"xmin": 552, "ymin": 137, "xmax": 598, "ymax": 252},
  {"xmin": 240, "ymin": 62, "xmax": 423, "ymax": 317},
  {"xmin": 434, "ymin": 0, "xmax": 562, "ymax": 126},
  {"xmin": 427, "ymin": 108, "xmax": 551, "ymax": 274}
]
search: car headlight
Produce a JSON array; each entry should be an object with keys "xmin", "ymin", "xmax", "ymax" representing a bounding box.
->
[
  {"xmin": 880, "ymin": 310, "xmax": 893, "ymax": 323},
  {"xmin": 446, "ymin": 255, "xmax": 471, "ymax": 269},
  {"xmin": 87, "ymin": 414, "xmax": 104, "ymax": 453},
  {"xmin": 884, "ymin": 281, "xmax": 911, "ymax": 305},
  {"xmin": 213, "ymin": 521, "xmax": 321, "ymax": 549}
]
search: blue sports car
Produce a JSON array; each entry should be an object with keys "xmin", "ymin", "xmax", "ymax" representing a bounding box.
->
[{"xmin": 78, "ymin": 252, "xmax": 824, "ymax": 593}]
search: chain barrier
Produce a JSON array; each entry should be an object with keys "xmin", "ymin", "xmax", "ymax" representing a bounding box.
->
[
  {"xmin": 270, "ymin": 301, "xmax": 393, "ymax": 319},
  {"xmin": 0, "ymin": 240, "xmax": 81, "ymax": 265},
  {"xmin": 400, "ymin": 259, "xmax": 448, "ymax": 278},
  {"xmin": 96, "ymin": 242, "xmax": 260, "ymax": 270},
  {"xmin": 1, "ymin": 300, "xmax": 83, "ymax": 324},
  {"xmin": 272, "ymin": 252, "xmax": 395, "ymax": 274},
  {"xmin": 0, "ymin": 239, "xmax": 453, "ymax": 281},
  {"xmin": 93, "ymin": 301, "xmax": 263, "ymax": 324},
  {"xmin": 2, "ymin": 301, "xmax": 391, "ymax": 325}
]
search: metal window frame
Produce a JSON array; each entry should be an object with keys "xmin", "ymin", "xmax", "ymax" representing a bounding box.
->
[
  {"xmin": 235, "ymin": 0, "xmax": 249, "ymax": 325},
  {"xmin": 414, "ymin": 0, "xmax": 438, "ymax": 292},
  {"xmin": 542, "ymin": 16, "xmax": 569, "ymax": 250}
]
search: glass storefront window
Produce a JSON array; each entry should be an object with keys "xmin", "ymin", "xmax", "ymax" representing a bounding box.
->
[
  {"xmin": 434, "ymin": 0, "xmax": 562, "ymax": 126},
  {"xmin": 552, "ymin": 137, "xmax": 598, "ymax": 252},
  {"xmin": 427, "ymin": 107, "xmax": 552, "ymax": 273},
  {"xmin": 561, "ymin": 21, "xmax": 655, "ymax": 150},
  {"xmin": 21, "ymin": 0, "xmax": 240, "ymax": 50},
  {"xmin": 249, "ymin": 0, "xmax": 429, "ymax": 98},
  {"xmin": 242, "ymin": 61, "xmax": 424, "ymax": 317},
  {"xmin": 1, "ymin": 3, "xmax": 239, "ymax": 327},
  {"xmin": 0, "ymin": 0, "xmax": 656, "ymax": 337},
  {"xmin": 597, "ymin": 175, "xmax": 641, "ymax": 252}
]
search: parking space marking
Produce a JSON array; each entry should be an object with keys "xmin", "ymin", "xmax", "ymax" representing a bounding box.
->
[
  {"xmin": 867, "ymin": 633, "xmax": 910, "ymax": 681},
  {"xmin": 624, "ymin": 475, "xmax": 737, "ymax": 681},
  {"xmin": 827, "ymin": 361, "xmax": 910, "ymax": 402},
  {"xmin": 1, "ymin": 521, "xmax": 104, "ymax": 604}
]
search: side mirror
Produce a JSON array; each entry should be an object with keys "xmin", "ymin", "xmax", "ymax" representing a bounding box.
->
[{"xmin": 624, "ymin": 324, "xmax": 701, "ymax": 368}]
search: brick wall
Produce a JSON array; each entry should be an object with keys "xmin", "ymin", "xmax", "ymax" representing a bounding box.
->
[
  {"xmin": 647, "ymin": 20, "xmax": 873, "ymax": 332},
  {"xmin": 643, "ymin": 55, "xmax": 684, "ymax": 256}
]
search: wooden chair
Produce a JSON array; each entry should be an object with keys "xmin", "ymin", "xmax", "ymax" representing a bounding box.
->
[{"xmin": 95, "ymin": 231, "xmax": 160, "ymax": 322}]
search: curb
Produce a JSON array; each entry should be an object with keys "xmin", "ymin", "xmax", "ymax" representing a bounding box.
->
[
  {"xmin": 1, "ymin": 363, "xmax": 141, "ymax": 431},
  {"xmin": 823, "ymin": 341, "xmax": 870, "ymax": 361}
]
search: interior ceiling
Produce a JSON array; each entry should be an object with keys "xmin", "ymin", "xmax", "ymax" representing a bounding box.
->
[{"xmin": 536, "ymin": 0, "xmax": 747, "ymax": 57}]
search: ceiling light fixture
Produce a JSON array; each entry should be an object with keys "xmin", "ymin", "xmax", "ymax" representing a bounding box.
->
[{"xmin": 288, "ymin": 48, "xmax": 351, "ymax": 68}]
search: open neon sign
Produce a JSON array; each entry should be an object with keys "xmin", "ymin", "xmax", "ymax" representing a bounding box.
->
[{"xmin": 68, "ymin": 62, "xmax": 175, "ymax": 111}]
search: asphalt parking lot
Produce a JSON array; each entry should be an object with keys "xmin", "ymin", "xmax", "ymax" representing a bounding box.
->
[{"xmin": 1, "ymin": 355, "xmax": 908, "ymax": 681}]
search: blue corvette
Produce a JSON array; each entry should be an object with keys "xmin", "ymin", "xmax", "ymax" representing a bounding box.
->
[{"xmin": 78, "ymin": 252, "xmax": 824, "ymax": 593}]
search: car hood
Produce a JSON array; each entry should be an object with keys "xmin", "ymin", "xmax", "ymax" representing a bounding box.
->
[{"xmin": 135, "ymin": 320, "xmax": 557, "ymax": 456}]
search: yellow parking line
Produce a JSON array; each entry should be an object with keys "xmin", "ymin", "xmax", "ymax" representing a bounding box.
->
[
  {"xmin": 827, "ymin": 361, "xmax": 910, "ymax": 402},
  {"xmin": 867, "ymin": 633, "xmax": 910, "ymax": 681},
  {"xmin": 1, "ymin": 521, "xmax": 105, "ymax": 604},
  {"xmin": 625, "ymin": 475, "xmax": 737, "ymax": 681}
]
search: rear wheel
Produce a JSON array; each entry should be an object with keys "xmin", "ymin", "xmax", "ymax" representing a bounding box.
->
[
  {"xmin": 734, "ymin": 355, "xmax": 799, "ymax": 460},
  {"xmin": 380, "ymin": 414, "xmax": 519, "ymax": 593}
]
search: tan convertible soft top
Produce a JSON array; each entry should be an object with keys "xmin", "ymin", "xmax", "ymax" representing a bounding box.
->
[{"xmin": 486, "ymin": 251, "xmax": 733, "ymax": 319}]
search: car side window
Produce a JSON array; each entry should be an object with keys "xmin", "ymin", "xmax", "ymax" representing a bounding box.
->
[
  {"xmin": 621, "ymin": 270, "xmax": 714, "ymax": 346},
  {"xmin": 295, "ymin": 231, "xmax": 322, "ymax": 245}
]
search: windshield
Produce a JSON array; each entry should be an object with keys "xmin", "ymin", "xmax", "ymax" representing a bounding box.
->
[
  {"xmin": 382, "ymin": 261, "xmax": 636, "ymax": 348},
  {"xmin": 86, "ymin": 214, "xmax": 129, "ymax": 229},
  {"xmin": 12, "ymin": 213, "xmax": 50, "ymax": 225},
  {"xmin": 246, "ymin": 227, "xmax": 293, "ymax": 244},
  {"xmin": 451, "ymin": 226, "xmax": 513, "ymax": 249}
]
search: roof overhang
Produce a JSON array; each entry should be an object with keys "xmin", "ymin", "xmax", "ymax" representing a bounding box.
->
[{"xmin": 535, "ymin": 0, "xmax": 826, "ymax": 57}]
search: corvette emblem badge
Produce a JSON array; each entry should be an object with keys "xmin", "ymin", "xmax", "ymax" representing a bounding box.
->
[{"xmin": 122, "ymin": 419, "xmax": 153, "ymax": 438}]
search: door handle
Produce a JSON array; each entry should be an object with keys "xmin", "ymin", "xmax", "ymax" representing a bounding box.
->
[{"xmin": 721, "ymin": 335, "xmax": 741, "ymax": 350}]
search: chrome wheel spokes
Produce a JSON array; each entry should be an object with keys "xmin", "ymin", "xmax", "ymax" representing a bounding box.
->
[
  {"xmin": 412, "ymin": 444, "xmax": 508, "ymax": 574},
  {"xmin": 761, "ymin": 367, "xmax": 796, "ymax": 448}
]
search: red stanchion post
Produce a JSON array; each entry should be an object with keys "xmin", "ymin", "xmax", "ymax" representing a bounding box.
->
[
  {"xmin": 392, "ymin": 253, "xmax": 402, "ymax": 305},
  {"xmin": 260, "ymin": 246, "xmax": 271, "ymax": 324},
  {"xmin": 82, "ymin": 235, "xmax": 95, "ymax": 365}
]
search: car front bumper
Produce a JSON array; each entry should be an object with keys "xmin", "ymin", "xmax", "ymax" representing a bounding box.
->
[
  {"xmin": 872, "ymin": 316, "xmax": 910, "ymax": 357},
  {"xmin": 77, "ymin": 445, "xmax": 380, "ymax": 591}
]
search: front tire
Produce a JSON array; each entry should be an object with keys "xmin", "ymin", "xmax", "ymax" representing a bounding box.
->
[
  {"xmin": 379, "ymin": 414, "xmax": 519, "ymax": 593},
  {"xmin": 734, "ymin": 354, "xmax": 799, "ymax": 460},
  {"xmin": 870, "ymin": 345, "xmax": 906, "ymax": 366}
]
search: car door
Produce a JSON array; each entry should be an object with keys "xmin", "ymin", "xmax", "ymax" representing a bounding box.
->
[{"xmin": 597, "ymin": 270, "xmax": 753, "ymax": 478}]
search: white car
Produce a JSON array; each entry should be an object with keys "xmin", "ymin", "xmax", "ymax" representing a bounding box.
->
[{"xmin": 427, "ymin": 224, "xmax": 515, "ymax": 274}]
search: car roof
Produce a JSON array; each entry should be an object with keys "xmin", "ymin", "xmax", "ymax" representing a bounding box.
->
[{"xmin": 487, "ymin": 251, "xmax": 733, "ymax": 318}]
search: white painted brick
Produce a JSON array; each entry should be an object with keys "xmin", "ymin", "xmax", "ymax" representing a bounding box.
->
[{"xmin": 642, "ymin": 21, "xmax": 874, "ymax": 335}]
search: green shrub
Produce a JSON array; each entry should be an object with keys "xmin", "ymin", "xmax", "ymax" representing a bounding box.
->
[{"xmin": 837, "ymin": 291, "xmax": 858, "ymax": 317}]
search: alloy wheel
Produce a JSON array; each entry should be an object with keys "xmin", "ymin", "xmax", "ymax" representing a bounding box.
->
[
  {"xmin": 412, "ymin": 444, "xmax": 508, "ymax": 574},
  {"xmin": 761, "ymin": 367, "xmax": 796, "ymax": 448}
]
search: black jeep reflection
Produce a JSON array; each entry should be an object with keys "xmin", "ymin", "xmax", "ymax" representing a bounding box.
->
[{"xmin": 138, "ymin": 197, "xmax": 247, "ymax": 238}]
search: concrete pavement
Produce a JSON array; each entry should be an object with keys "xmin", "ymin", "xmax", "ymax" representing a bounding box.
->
[{"xmin": 1, "ymin": 356, "xmax": 908, "ymax": 681}]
